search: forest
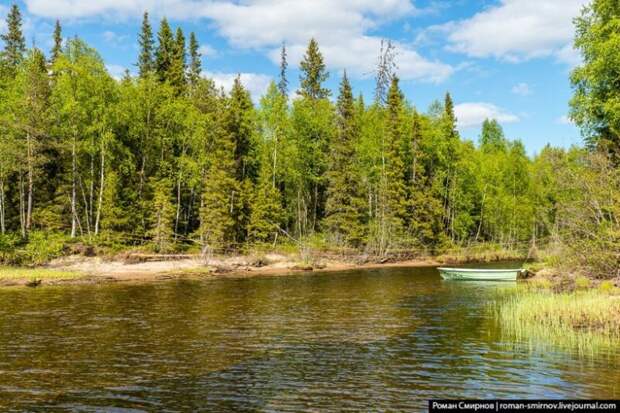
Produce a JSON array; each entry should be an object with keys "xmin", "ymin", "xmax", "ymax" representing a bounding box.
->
[{"xmin": 0, "ymin": 3, "xmax": 618, "ymax": 279}]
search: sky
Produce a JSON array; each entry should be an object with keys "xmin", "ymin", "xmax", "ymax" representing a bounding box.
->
[{"xmin": 0, "ymin": 0, "xmax": 590, "ymax": 154}]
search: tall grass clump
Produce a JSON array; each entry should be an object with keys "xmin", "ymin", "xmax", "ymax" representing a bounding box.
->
[{"xmin": 491, "ymin": 288, "xmax": 620, "ymax": 355}]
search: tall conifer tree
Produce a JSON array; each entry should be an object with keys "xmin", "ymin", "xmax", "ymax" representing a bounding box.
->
[
  {"xmin": 225, "ymin": 77, "xmax": 256, "ymax": 241},
  {"xmin": 168, "ymin": 27, "xmax": 187, "ymax": 93},
  {"xmin": 1, "ymin": 4, "xmax": 26, "ymax": 74},
  {"xmin": 188, "ymin": 32, "xmax": 201, "ymax": 85},
  {"xmin": 278, "ymin": 42, "xmax": 288, "ymax": 97},
  {"xmin": 138, "ymin": 11, "xmax": 155, "ymax": 77},
  {"xmin": 298, "ymin": 38, "xmax": 330, "ymax": 100},
  {"xmin": 200, "ymin": 97, "xmax": 240, "ymax": 249},
  {"xmin": 155, "ymin": 18, "xmax": 174, "ymax": 82},
  {"xmin": 50, "ymin": 20, "xmax": 63, "ymax": 64},
  {"xmin": 325, "ymin": 72, "xmax": 364, "ymax": 245},
  {"xmin": 374, "ymin": 77, "xmax": 407, "ymax": 252}
]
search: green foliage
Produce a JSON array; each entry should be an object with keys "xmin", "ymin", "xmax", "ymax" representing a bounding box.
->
[
  {"xmin": 148, "ymin": 178, "xmax": 175, "ymax": 252},
  {"xmin": 0, "ymin": 232, "xmax": 68, "ymax": 265},
  {"xmin": 598, "ymin": 280, "xmax": 615, "ymax": 293},
  {"xmin": 575, "ymin": 275, "xmax": 592, "ymax": 289},
  {"xmin": 278, "ymin": 43, "xmax": 288, "ymax": 97},
  {"xmin": 371, "ymin": 77, "xmax": 408, "ymax": 252},
  {"xmin": 480, "ymin": 119, "xmax": 507, "ymax": 153},
  {"xmin": 0, "ymin": 4, "xmax": 616, "ymax": 284},
  {"xmin": 155, "ymin": 18, "xmax": 174, "ymax": 83},
  {"xmin": 20, "ymin": 232, "xmax": 68, "ymax": 265},
  {"xmin": 0, "ymin": 4, "xmax": 26, "ymax": 74},
  {"xmin": 298, "ymin": 38, "xmax": 330, "ymax": 100},
  {"xmin": 188, "ymin": 32, "xmax": 201, "ymax": 85},
  {"xmin": 570, "ymin": 0, "xmax": 620, "ymax": 155},
  {"xmin": 169, "ymin": 27, "xmax": 187, "ymax": 94},
  {"xmin": 138, "ymin": 12, "xmax": 155, "ymax": 77},
  {"xmin": 50, "ymin": 20, "xmax": 63, "ymax": 64},
  {"xmin": 325, "ymin": 72, "xmax": 365, "ymax": 246},
  {"xmin": 248, "ymin": 176, "xmax": 284, "ymax": 243}
]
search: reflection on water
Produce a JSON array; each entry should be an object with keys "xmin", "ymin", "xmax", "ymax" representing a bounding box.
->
[{"xmin": 0, "ymin": 265, "xmax": 618, "ymax": 411}]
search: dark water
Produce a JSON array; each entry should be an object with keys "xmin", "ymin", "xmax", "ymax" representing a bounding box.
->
[{"xmin": 0, "ymin": 265, "xmax": 619, "ymax": 412}]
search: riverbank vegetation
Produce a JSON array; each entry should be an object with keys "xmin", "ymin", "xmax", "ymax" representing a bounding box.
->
[
  {"xmin": 491, "ymin": 284, "xmax": 620, "ymax": 355},
  {"xmin": 0, "ymin": 2, "xmax": 618, "ymax": 286}
]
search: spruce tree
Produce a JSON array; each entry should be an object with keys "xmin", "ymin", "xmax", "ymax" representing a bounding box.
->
[
  {"xmin": 155, "ymin": 18, "xmax": 174, "ymax": 83},
  {"xmin": 168, "ymin": 27, "xmax": 187, "ymax": 93},
  {"xmin": 278, "ymin": 42, "xmax": 288, "ymax": 97},
  {"xmin": 199, "ymin": 101, "xmax": 240, "ymax": 249},
  {"xmin": 188, "ymin": 32, "xmax": 201, "ymax": 85},
  {"xmin": 298, "ymin": 38, "xmax": 330, "ymax": 100},
  {"xmin": 138, "ymin": 11, "xmax": 155, "ymax": 77},
  {"xmin": 225, "ymin": 77, "xmax": 256, "ymax": 241},
  {"xmin": 249, "ymin": 82, "xmax": 288, "ymax": 243},
  {"xmin": 325, "ymin": 72, "xmax": 364, "ymax": 246},
  {"xmin": 1, "ymin": 4, "xmax": 26, "ymax": 74},
  {"xmin": 375, "ymin": 77, "xmax": 408, "ymax": 252},
  {"xmin": 50, "ymin": 20, "xmax": 63, "ymax": 64},
  {"xmin": 441, "ymin": 92, "xmax": 460, "ymax": 240},
  {"xmin": 227, "ymin": 77, "xmax": 256, "ymax": 182},
  {"xmin": 148, "ymin": 178, "xmax": 175, "ymax": 252},
  {"xmin": 443, "ymin": 92, "xmax": 459, "ymax": 141},
  {"xmin": 248, "ymin": 173, "xmax": 284, "ymax": 243}
]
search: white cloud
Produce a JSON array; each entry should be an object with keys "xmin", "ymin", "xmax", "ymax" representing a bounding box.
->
[
  {"xmin": 511, "ymin": 82, "xmax": 532, "ymax": 96},
  {"xmin": 556, "ymin": 114, "xmax": 573, "ymax": 125},
  {"xmin": 106, "ymin": 64, "xmax": 127, "ymax": 80},
  {"xmin": 206, "ymin": 71, "xmax": 272, "ymax": 101},
  {"xmin": 436, "ymin": 0, "xmax": 587, "ymax": 63},
  {"xmin": 556, "ymin": 43, "xmax": 581, "ymax": 66},
  {"xmin": 454, "ymin": 102, "xmax": 520, "ymax": 129},
  {"xmin": 198, "ymin": 44, "xmax": 217, "ymax": 57},
  {"xmin": 199, "ymin": 0, "xmax": 452, "ymax": 83},
  {"xmin": 23, "ymin": 0, "xmax": 453, "ymax": 83},
  {"xmin": 23, "ymin": 0, "xmax": 195, "ymax": 20},
  {"xmin": 102, "ymin": 30, "xmax": 129, "ymax": 47}
]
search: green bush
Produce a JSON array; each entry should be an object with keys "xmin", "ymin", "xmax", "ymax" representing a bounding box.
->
[
  {"xmin": 575, "ymin": 275, "xmax": 591, "ymax": 289},
  {"xmin": 598, "ymin": 280, "xmax": 615, "ymax": 294},
  {"xmin": 20, "ymin": 232, "xmax": 69, "ymax": 265}
]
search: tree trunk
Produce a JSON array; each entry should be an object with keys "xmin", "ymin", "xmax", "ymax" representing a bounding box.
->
[
  {"xmin": 79, "ymin": 177, "xmax": 91, "ymax": 236},
  {"xmin": 19, "ymin": 172, "xmax": 25, "ymax": 238},
  {"xmin": 174, "ymin": 174, "xmax": 182, "ymax": 240},
  {"xmin": 475, "ymin": 188, "xmax": 487, "ymax": 242},
  {"xmin": 0, "ymin": 177, "xmax": 5, "ymax": 234},
  {"xmin": 272, "ymin": 135, "xmax": 278, "ymax": 188},
  {"xmin": 138, "ymin": 154, "xmax": 147, "ymax": 231},
  {"xmin": 71, "ymin": 136, "xmax": 77, "ymax": 238},
  {"xmin": 185, "ymin": 187, "xmax": 195, "ymax": 234},
  {"xmin": 94, "ymin": 140, "xmax": 105, "ymax": 236},
  {"xmin": 89, "ymin": 147, "xmax": 95, "ymax": 234},
  {"xmin": 26, "ymin": 133, "xmax": 33, "ymax": 233}
]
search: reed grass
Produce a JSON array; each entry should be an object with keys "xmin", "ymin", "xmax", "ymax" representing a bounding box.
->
[
  {"xmin": 0, "ymin": 266, "xmax": 84, "ymax": 282},
  {"xmin": 491, "ymin": 288, "xmax": 620, "ymax": 355}
]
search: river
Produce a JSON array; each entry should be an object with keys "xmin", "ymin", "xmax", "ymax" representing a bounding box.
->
[{"xmin": 0, "ymin": 265, "xmax": 618, "ymax": 411}]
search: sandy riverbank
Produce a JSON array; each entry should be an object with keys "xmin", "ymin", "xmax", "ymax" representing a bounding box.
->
[{"xmin": 0, "ymin": 252, "xmax": 486, "ymax": 287}]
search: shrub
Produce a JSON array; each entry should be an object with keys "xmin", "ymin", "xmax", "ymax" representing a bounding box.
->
[
  {"xmin": 598, "ymin": 280, "xmax": 615, "ymax": 294},
  {"xmin": 575, "ymin": 275, "xmax": 591, "ymax": 289},
  {"xmin": 20, "ymin": 232, "xmax": 69, "ymax": 265}
]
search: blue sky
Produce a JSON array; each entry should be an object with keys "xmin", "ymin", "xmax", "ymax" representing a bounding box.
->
[{"xmin": 1, "ymin": 0, "xmax": 588, "ymax": 154}]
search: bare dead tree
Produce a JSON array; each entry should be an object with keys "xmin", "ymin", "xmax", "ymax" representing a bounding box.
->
[{"xmin": 374, "ymin": 39, "xmax": 398, "ymax": 106}]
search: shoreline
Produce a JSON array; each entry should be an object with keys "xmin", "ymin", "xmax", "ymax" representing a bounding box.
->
[{"xmin": 0, "ymin": 252, "xmax": 522, "ymax": 288}]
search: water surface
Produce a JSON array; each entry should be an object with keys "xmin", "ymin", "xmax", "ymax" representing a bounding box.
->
[{"xmin": 0, "ymin": 265, "xmax": 618, "ymax": 411}]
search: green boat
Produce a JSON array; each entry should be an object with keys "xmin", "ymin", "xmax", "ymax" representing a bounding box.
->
[{"xmin": 438, "ymin": 267, "xmax": 523, "ymax": 281}]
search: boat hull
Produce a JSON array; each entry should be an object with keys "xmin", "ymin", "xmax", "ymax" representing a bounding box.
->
[{"xmin": 438, "ymin": 267, "xmax": 522, "ymax": 281}]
